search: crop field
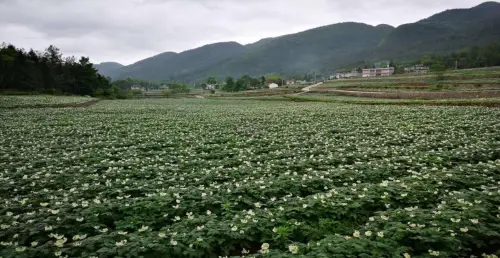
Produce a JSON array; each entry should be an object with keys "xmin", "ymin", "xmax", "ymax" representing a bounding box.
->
[
  {"xmin": 0, "ymin": 95, "xmax": 94, "ymax": 108},
  {"xmin": 1, "ymin": 98, "xmax": 500, "ymax": 258}
]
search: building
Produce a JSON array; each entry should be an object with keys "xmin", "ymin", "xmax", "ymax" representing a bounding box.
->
[
  {"xmin": 268, "ymin": 83, "xmax": 279, "ymax": 89},
  {"xmin": 335, "ymin": 70, "xmax": 361, "ymax": 79},
  {"xmin": 362, "ymin": 67, "xmax": 395, "ymax": 77},
  {"xmin": 131, "ymin": 85, "xmax": 145, "ymax": 91},
  {"xmin": 404, "ymin": 64, "xmax": 429, "ymax": 74},
  {"xmin": 206, "ymin": 84, "xmax": 216, "ymax": 90},
  {"xmin": 285, "ymin": 79, "xmax": 296, "ymax": 85}
]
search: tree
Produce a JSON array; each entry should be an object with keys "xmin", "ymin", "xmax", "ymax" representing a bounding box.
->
[
  {"xmin": 0, "ymin": 43, "xmax": 112, "ymax": 96},
  {"xmin": 206, "ymin": 76, "xmax": 217, "ymax": 85},
  {"xmin": 223, "ymin": 76, "xmax": 235, "ymax": 92}
]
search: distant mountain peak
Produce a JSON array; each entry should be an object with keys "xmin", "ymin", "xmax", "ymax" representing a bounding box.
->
[{"xmin": 474, "ymin": 1, "xmax": 500, "ymax": 8}]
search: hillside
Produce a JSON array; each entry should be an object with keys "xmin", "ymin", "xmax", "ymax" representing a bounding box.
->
[
  {"xmin": 93, "ymin": 62, "xmax": 124, "ymax": 77},
  {"xmin": 176, "ymin": 22, "xmax": 394, "ymax": 82},
  {"xmin": 372, "ymin": 1, "xmax": 500, "ymax": 59},
  {"xmin": 99, "ymin": 1, "xmax": 500, "ymax": 82},
  {"xmin": 111, "ymin": 42, "xmax": 246, "ymax": 81}
]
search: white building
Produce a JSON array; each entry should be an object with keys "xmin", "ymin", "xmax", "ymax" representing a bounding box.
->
[
  {"xmin": 206, "ymin": 84, "xmax": 216, "ymax": 90},
  {"xmin": 268, "ymin": 83, "xmax": 279, "ymax": 89}
]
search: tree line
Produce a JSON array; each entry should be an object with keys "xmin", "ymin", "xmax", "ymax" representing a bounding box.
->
[
  {"xmin": 418, "ymin": 42, "xmax": 500, "ymax": 71},
  {"xmin": 0, "ymin": 43, "xmax": 115, "ymax": 97}
]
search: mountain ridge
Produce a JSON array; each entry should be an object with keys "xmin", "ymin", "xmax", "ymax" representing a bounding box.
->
[{"xmin": 94, "ymin": 1, "xmax": 500, "ymax": 82}]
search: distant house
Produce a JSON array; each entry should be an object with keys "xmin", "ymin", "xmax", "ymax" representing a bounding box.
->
[
  {"xmin": 268, "ymin": 83, "xmax": 279, "ymax": 89},
  {"xmin": 362, "ymin": 67, "xmax": 395, "ymax": 78},
  {"xmin": 131, "ymin": 85, "xmax": 145, "ymax": 91},
  {"xmin": 404, "ymin": 64, "xmax": 429, "ymax": 74},
  {"xmin": 285, "ymin": 79, "xmax": 296, "ymax": 85},
  {"xmin": 158, "ymin": 85, "xmax": 169, "ymax": 90},
  {"xmin": 335, "ymin": 70, "xmax": 361, "ymax": 79},
  {"xmin": 206, "ymin": 84, "xmax": 216, "ymax": 90}
]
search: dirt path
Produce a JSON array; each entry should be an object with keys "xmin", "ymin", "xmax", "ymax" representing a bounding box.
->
[{"xmin": 295, "ymin": 82, "xmax": 323, "ymax": 95}]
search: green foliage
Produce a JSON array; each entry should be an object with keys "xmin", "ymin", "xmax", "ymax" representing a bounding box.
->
[
  {"xmin": 0, "ymin": 43, "xmax": 111, "ymax": 96},
  {"xmin": 1, "ymin": 99, "xmax": 500, "ymax": 257},
  {"xmin": 421, "ymin": 42, "xmax": 500, "ymax": 71}
]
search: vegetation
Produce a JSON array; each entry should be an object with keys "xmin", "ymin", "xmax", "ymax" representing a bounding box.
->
[
  {"xmin": 0, "ymin": 43, "xmax": 112, "ymax": 97},
  {"xmin": 1, "ymin": 98, "xmax": 500, "ymax": 257},
  {"xmin": 419, "ymin": 42, "xmax": 500, "ymax": 71},
  {"xmin": 0, "ymin": 95, "xmax": 94, "ymax": 108}
]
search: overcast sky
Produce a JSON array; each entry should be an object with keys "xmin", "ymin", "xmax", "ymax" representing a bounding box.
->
[{"xmin": 0, "ymin": 0, "xmax": 488, "ymax": 65}]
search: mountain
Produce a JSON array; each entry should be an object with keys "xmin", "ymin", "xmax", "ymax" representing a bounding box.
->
[
  {"xmin": 100, "ymin": 1, "xmax": 500, "ymax": 82},
  {"xmin": 372, "ymin": 1, "xmax": 500, "ymax": 59},
  {"xmin": 93, "ymin": 62, "xmax": 124, "ymax": 76},
  {"xmin": 109, "ymin": 42, "xmax": 247, "ymax": 81},
  {"xmin": 176, "ymin": 22, "xmax": 394, "ymax": 82}
]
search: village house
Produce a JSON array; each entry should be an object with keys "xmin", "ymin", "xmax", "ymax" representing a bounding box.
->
[
  {"xmin": 206, "ymin": 84, "xmax": 216, "ymax": 90},
  {"xmin": 285, "ymin": 79, "xmax": 296, "ymax": 85},
  {"xmin": 131, "ymin": 85, "xmax": 146, "ymax": 91},
  {"xmin": 335, "ymin": 69, "xmax": 361, "ymax": 79},
  {"xmin": 362, "ymin": 67, "xmax": 395, "ymax": 77},
  {"xmin": 268, "ymin": 83, "xmax": 279, "ymax": 89},
  {"xmin": 404, "ymin": 64, "xmax": 430, "ymax": 74}
]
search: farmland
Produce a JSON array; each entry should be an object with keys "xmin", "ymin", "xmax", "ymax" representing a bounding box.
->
[{"xmin": 1, "ymin": 98, "xmax": 500, "ymax": 257}]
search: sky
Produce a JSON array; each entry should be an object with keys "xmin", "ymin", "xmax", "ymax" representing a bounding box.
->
[{"xmin": 0, "ymin": 0, "xmax": 489, "ymax": 65}]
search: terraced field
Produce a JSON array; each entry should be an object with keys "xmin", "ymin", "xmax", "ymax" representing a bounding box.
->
[{"xmin": 1, "ymin": 98, "xmax": 500, "ymax": 257}]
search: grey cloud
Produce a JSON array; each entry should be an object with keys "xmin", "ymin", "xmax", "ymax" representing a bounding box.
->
[{"xmin": 0, "ymin": 0, "xmax": 487, "ymax": 65}]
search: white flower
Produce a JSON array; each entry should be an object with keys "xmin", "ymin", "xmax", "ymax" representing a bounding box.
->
[
  {"xmin": 54, "ymin": 251, "xmax": 62, "ymax": 256},
  {"xmin": 76, "ymin": 217, "xmax": 84, "ymax": 222},
  {"xmin": 272, "ymin": 227, "xmax": 277, "ymax": 233},
  {"xmin": 261, "ymin": 243, "xmax": 270, "ymax": 250},
  {"xmin": 54, "ymin": 237, "xmax": 67, "ymax": 247},
  {"xmin": 118, "ymin": 231, "xmax": 128, "ymax": 235},
  {"xmin": 115, "ymin": 240, "xmax": 127, "ymax": 247},
  {"xmin": 15, "ymin": 247, "xmax": 26, "ymax": 252},
  {"xmin": 369, "ymin": 217, "xmax": 375, "ymax": 222},
  {"xmin": 429, "ymin": 250, "xmax": 440, "ymax": 256},
  {"xmin": 365, "ymin": 231, "xmax": 372, "ymax": 236},
  {"xmin": 254, "ymin": 202, "xmax": 262, "ymax": 208},
  {"xmin": 138, "ymin": 225, "xmax": 149, "ymax": 232},
  {"xmin": 31, "ymin": 241, "xmax": 38, "ymax": 247},
  {"xmin": 403, "ymin": 253, "xmax": 411, "ymax": 258},
  {"xmin": 45, "ymin": 226, "xmax": 53, "ymax": 231},
  {"xmin": 158, "ymin": 232, "xmax": 166, "ymax": 238},
  {"xmin": 303, "ymin": 204, "xmax": 308, "ymax": 208},
  {"xmin": 470, "ymin": 219, "xmax": 479, "ymax": 224},
  {"xmin": 451, "ymin": 218, "xmax": 461, "ymax": 223},
  {"xmin": 196, "ymin": 237, "xmax": 203, "ymax": 242},
  {"xmin": 197, "ymin": 225, "xmax": 205, "ymax": 231},
  {"xmin": 381, "ymin": 215, "xmax": 389, "ymax": 220},
  {"xmin": 460, "ymin": 227, "xmax": 469, "ymax": 233},
  {"xmin": 6, "ymin": 212, "xmax": 13, "ymax": 216},
  {"xmin": 289, "ymin": 244, "xmax": 299, "ymax": 254},
  {"xmin": 206, "ymin": 210, "xmax": 212, "ymax": 216},
  {"xmin": 353, "ymin": 230, "xmax": 360, "ymax": 238},
  {"xmin": 242, "ymin": 248, "xmax": 250, "ymax": 254},
  {"xmin": 377, "ymin": 231, "xmax": 384, "ymax": 238},
  {"xmin": 231, "ymin": 226, "xmax": 238, "ymax": 231},
  {"xmin": 170, "ymin": 239, "xmax": 178, "ymax": 246}
]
